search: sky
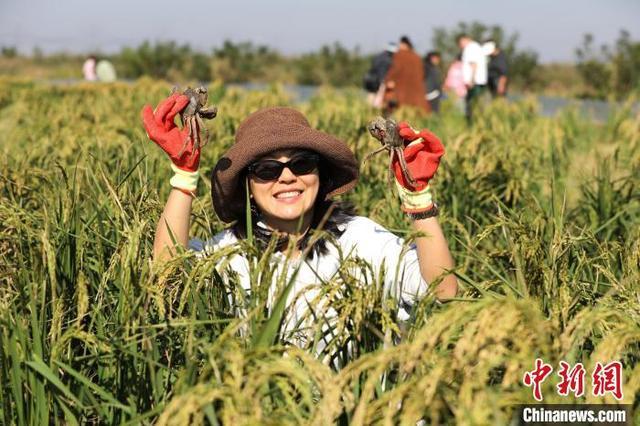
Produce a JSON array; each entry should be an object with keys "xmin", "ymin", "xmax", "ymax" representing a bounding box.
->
[{"xmin": 1, "ymin": 0, "xmax": 638, "ymax": 63}]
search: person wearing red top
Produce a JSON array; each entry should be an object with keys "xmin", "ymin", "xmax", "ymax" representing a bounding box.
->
[{"xmin": 383, "ymin": 36, "xmax": 431, "ymax": 114}]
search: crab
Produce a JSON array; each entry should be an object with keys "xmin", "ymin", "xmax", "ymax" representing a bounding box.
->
[
  {"xmin": 171, "ymin": 86, "xmax": 218, "ymax": 156},
  {"xmin": 364, "ymin": 117, "xmax": 418, "ymax": 188}
]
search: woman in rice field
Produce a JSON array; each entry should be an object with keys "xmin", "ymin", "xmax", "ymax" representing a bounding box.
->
[{"xmin": 141, "ymin": 94, "xmax": 457, "ymax": 333}]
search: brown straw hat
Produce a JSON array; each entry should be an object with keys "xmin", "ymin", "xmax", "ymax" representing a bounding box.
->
[{"xmin": 211, "ymin": 107, "xmax": 359, "ymax": 223}]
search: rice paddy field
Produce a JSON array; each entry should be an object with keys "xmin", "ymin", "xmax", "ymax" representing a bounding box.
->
[{"xmin": 0, "ymin": 77, "xmax": 639, "ymax": 425}]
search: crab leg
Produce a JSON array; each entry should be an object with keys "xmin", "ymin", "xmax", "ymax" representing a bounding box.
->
[
  {"xmin": 396, "ymin": 147, "xmax": 418, "ymax": 188},
  {"xmin": 193, "ymin": 119, "xmax": 198, "ymax": 153},
  {"xmin": 177, "ymin": 128, "xmax": 189, "ymax": 157},
  {"xmin": 362, "ymin": 145, "xmax": 388, "ymax": 164},
  {"xmin": 177, "ymin": 117, "xmax": 194, "ymax": 157},
  {"xmin": 191, "ymin": 117, "xmax": 200, "ymax": 152},
  {"xmin": 196, "ymin": 114, "xmax": 209, "ymax": 147},
  {"xmin": 388, "ymin": 151, "xmax": 396, "ymax": 187}
]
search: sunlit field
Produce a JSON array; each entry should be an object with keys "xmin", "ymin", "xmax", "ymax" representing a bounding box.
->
[{"xmin": 1, "ymin": 77, "xmax": 638, "ymax": 424}]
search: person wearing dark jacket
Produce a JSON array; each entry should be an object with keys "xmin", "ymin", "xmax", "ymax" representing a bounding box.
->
[
  {"xmin": 364, "ymin": 42, "xmax": 397, "ymax": 107},
  {"xmin": 424, "ymin": 51, "xmax": 442, "ymax": 113},
  {"xmin": 484, "ymin": 40, "xmax": 508, "ymax": 97}
]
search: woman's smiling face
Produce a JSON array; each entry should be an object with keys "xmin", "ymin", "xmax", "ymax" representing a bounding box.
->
[{"xmin": 248, "ymin": 149, "xmax": 320, "ymax": 233}]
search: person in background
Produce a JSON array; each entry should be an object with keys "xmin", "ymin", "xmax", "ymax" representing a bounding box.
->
[
  {"xmin": 82, "ymin": 55, "xmax": 97, "ymax": 81},
  {"xmin": 424, "ymin": 51, "xmax": 442, "ymax": 113},
  {"xmin": 484, "ymin": 40, "xmax": 509, "ymax": 98},
  {"xmin": 96, "ymin": 59, "xmax": 117, "ymax": 82},
  {"xmin": 383, "ymin": 36, "xmax": 431, "ymax": 114},
  {"xmin": 364, "ymin": 42, "xmax": 397, "ymax": 108},
  {"xmin": 443, "ymin": 54, "xmax": 467, "ymax": 113},
  {"xmin": 457, "ymin": 33, "xmax": 488, "ymax": 124}
]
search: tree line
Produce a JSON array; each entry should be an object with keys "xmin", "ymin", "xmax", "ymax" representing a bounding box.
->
[
  {"xmin": 1, "ymin": 22, "xmax": 638, "ymax": 99},
  {"xmin": 575, "ymin": 30, "xmax": 640, "ymax": 99},
  {"xmin": 116, "ymin": 40, "xmax": 372, "ymax": 87}
]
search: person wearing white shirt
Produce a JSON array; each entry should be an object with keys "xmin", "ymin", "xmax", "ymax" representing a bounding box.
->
[
  {"xmin": 141, "ymin": 98, "xmax": 458, "ymax": 356},
  {"xmin": 457, "ymin": 34, "xmax": 488, "ymax": 124}
]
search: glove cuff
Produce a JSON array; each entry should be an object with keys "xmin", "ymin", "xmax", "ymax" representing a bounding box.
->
[
  {"xmin": 394, "ymin": 180, "xmax": 434, "ymax": 213},
  {"xmin": 170, "ymin": 163, "xmax": 200, "ymax": 193}
]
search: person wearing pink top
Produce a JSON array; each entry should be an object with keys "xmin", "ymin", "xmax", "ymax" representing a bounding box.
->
[
  {"xmin": 444, "ymin": 55, "xmax": 467, "ymax": 112},
  {"xmin": 82, "ymin": 55, "xmax": 97, "ymax": 81}
]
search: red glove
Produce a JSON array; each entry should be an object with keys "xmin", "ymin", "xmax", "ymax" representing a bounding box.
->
[
  {"xmin": 141, "ymin": 93, "xmax": 200, "ymax": 172},
  {"xmin": 393, "ymin": 122, "xmax": 445, "ymax": 191}
]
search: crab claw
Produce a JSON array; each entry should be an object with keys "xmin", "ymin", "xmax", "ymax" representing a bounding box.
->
[
  {"xmin": 367, "ymin": 116, "xmax": 393, "ymax": 142},
  {"xmin": 370, "ymin": 130, "xmax": 382, "ymax": 140},
  {"xmin": 367, "ymin": 124, "xmax": 384, "ymax": 141}
]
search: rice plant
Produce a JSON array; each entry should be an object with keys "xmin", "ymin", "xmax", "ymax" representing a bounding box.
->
[{"xmin": 0, "ymin": 77, "xmax": 638, "ymax": 424}]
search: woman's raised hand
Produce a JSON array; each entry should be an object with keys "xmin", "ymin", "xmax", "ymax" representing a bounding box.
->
[
  {"xmin": 141, "ymin": 93, "xmax": 200, "ymax": 172},
  {"xmin": 393, "ymin": 122, "xmax": 445, "ymax": 214}
]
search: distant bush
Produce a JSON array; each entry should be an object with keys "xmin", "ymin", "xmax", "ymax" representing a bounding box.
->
[
  {"xmin": 112, "ymin": 40, "xmax": 369, "ymax": 87},
  {"xmin": 212, "ymin": 40, "xmax": 285, "ymax": 82},
  {"xmin": 292, "ymin": 42, "xmax": 369, "ymax": 86},
  {"xmin": 1, "ymin": 46, "xmax": 17, "ymax": 58},
  {"xmin": 576, "ymin": 30, "xmax": 640, "ymax": 99},
  {"xmin": 116, "ymin": 41, "xmax": 211, "ymax": 82}
]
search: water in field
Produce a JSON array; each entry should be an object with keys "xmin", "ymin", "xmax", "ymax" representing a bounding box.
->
[
  {"xmin": 47, "ymin": 78, "xmax": 636, "ymax": 121},
  {"xmin": 231, "ymin": 82, "xmax": 638, "ymax": 122},
  {"xmin": 513, "ymin": 94, "xmax": 637, "ymax": 121}
]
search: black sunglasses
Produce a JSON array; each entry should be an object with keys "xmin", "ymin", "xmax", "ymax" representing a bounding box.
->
[{"xmin": 247, "ymin": 153, "xmax": 320, "ymax": 181}]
